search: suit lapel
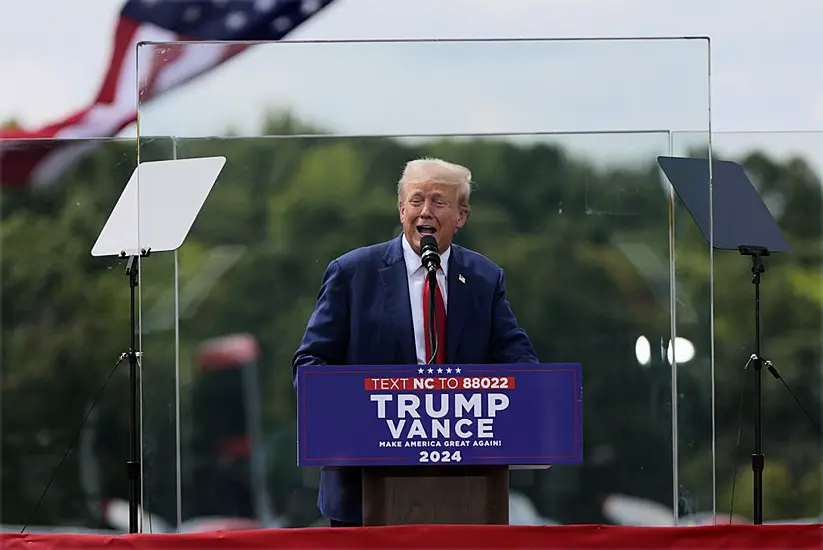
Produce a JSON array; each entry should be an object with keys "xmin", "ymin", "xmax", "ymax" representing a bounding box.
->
[
  {"xmin": 379, "ymin": 237, "xmax": 417, "ymax": 364},
  {"xmin": 446, "ymin": 247, "xmax": 469, "ymax": 364}
]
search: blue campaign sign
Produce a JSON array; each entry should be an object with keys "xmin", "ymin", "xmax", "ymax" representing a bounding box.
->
[{"xmin": 296, "ymin": 363, "xmax": 582, "ymax": 467}]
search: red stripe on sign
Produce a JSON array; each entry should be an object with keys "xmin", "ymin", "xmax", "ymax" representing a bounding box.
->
[{"xmin": 364, "ymin": 376, "xmax": 516, "ymax": 391}]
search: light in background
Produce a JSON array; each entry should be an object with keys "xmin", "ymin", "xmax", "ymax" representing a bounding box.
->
[{"xmin": 634, "ymin": 335, "xmax": 695, "ymax": 365}]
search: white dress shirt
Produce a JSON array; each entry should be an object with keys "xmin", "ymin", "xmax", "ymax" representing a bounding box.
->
[{"xmin": 401, "ymin": 234, "xmax": 450, "ymax": 364}]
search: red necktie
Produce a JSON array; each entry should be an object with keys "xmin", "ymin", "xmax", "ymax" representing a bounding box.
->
[{"xmin": 423, "ymin": 271, "xmax": 447, "ymax": 364}]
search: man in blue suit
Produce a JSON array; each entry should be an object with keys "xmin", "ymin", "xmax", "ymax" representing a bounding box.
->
[{"xmin": 292, "ymin": 157, "xmax": 539, "ymax": 527}]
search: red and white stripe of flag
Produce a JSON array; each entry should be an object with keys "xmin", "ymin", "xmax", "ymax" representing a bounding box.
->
[{"xmin": 0, "ymin": 15, "xmax": 247, "ymax": 189}]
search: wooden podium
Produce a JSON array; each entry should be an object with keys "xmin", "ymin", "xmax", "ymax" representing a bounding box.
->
[
  {"xmin": 296, "ymin": 363, "xmax": 583, "ymax": 527},
  {"xmin": 362, "ymin": 465, "xmax": 509, "ymax": 525}
]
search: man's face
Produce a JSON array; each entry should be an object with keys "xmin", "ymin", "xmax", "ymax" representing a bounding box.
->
[{"xmin": 399, "ymin": 181, "xmax": 467, "ymax": 254}]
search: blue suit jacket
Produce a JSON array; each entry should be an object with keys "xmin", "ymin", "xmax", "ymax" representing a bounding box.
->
[{"xmin": 292, "ymin": 236, "xmax": 538, "ymax": 524}]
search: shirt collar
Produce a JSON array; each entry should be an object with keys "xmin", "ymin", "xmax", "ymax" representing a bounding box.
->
[{"xmin": 402, "ymin": 234, "xmax": 450, "ymax": 278}]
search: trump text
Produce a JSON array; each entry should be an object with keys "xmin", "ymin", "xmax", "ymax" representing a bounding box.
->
[{"xmin": 369, "ymin": 392, "xmax": 510, "ymax": 441}]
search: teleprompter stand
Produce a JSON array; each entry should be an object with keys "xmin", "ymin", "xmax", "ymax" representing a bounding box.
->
[
  {"xmin": 91, "ymin": 156, "xmax": 226, "ymax": 532},
  {"xmin": 658, "ymin": 156, "xmax": 792, "ymax": 525},
  {"xmin": 122, "ymin": 248, "xmax": 150, "ymax": 533},
  {"xmin": 737, "ymin": 244, "xmax": 785, "ymax": 525}
]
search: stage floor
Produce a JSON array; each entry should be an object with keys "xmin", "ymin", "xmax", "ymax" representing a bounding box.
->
[{"xmin": 2, "ymin": 523, "xmax": 822, "ymax": 550}]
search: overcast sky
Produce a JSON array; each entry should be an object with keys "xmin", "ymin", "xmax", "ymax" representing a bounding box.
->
[{"xmin": 0, "ymin": 0, "xmax": 821, "ymax": 168}]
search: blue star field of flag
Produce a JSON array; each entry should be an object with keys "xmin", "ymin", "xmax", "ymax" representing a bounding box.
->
[{"xmin": 122, "ymin": 0, "xmax": 337, "ymax": 40}]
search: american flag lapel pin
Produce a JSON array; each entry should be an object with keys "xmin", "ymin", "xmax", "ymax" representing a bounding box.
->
[{"xmin": 458, "ymin": 274, "xmax": 466, "ymax": 284}]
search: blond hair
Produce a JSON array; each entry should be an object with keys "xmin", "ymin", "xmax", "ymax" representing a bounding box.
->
[{"xmin": 397, "ymin": 157, "xmax": 473, "ymax": 213}]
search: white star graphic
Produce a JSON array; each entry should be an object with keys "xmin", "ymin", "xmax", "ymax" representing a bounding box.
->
[
  {"xmin": 418, "ymin": 368, "xmax": 424, "ymax": 374},
  {"xmin": 446, "ymin": 368, "xmax": 452, "ymax": 374},
  {"xmin": 437, "ymin": 368, "xmax": 443, "ymax": 374},
  {"xmin": 455, "ymin": 367, "xmax": 462, "ymax": 373},
  {"xmin": 427, "ymin": 368, "xmax": 434, "ymax": 374}
]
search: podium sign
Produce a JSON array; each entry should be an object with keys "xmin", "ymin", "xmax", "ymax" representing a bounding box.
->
[{"xmin": 296, "ymin": 363, "xmax": 583, "ymax": 467}]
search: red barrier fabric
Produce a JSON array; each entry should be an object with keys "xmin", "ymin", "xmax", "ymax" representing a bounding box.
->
[{"xmin": 2, "ymin": 524, "xmax": 821, "ymax": 550}]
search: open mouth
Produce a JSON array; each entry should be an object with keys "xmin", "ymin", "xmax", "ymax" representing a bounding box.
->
[{"xmin": 416, "ymin": 225, "xmax": 437, "ymax": 236}]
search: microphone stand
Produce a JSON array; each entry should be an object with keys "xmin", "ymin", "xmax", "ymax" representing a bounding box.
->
[{"xmin": 426, "ymin": 270, "xmax": 438, "ymax": 364}]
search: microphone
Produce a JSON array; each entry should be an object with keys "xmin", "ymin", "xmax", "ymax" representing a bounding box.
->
[{"xmin": 420, "ymin": 235, "xmax": 441, "ymax": 274}]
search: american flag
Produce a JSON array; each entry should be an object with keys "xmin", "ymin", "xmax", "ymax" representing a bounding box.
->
[{"xmin": 0, "ymin": 0, "xmax": 337, "ymax": 189}]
